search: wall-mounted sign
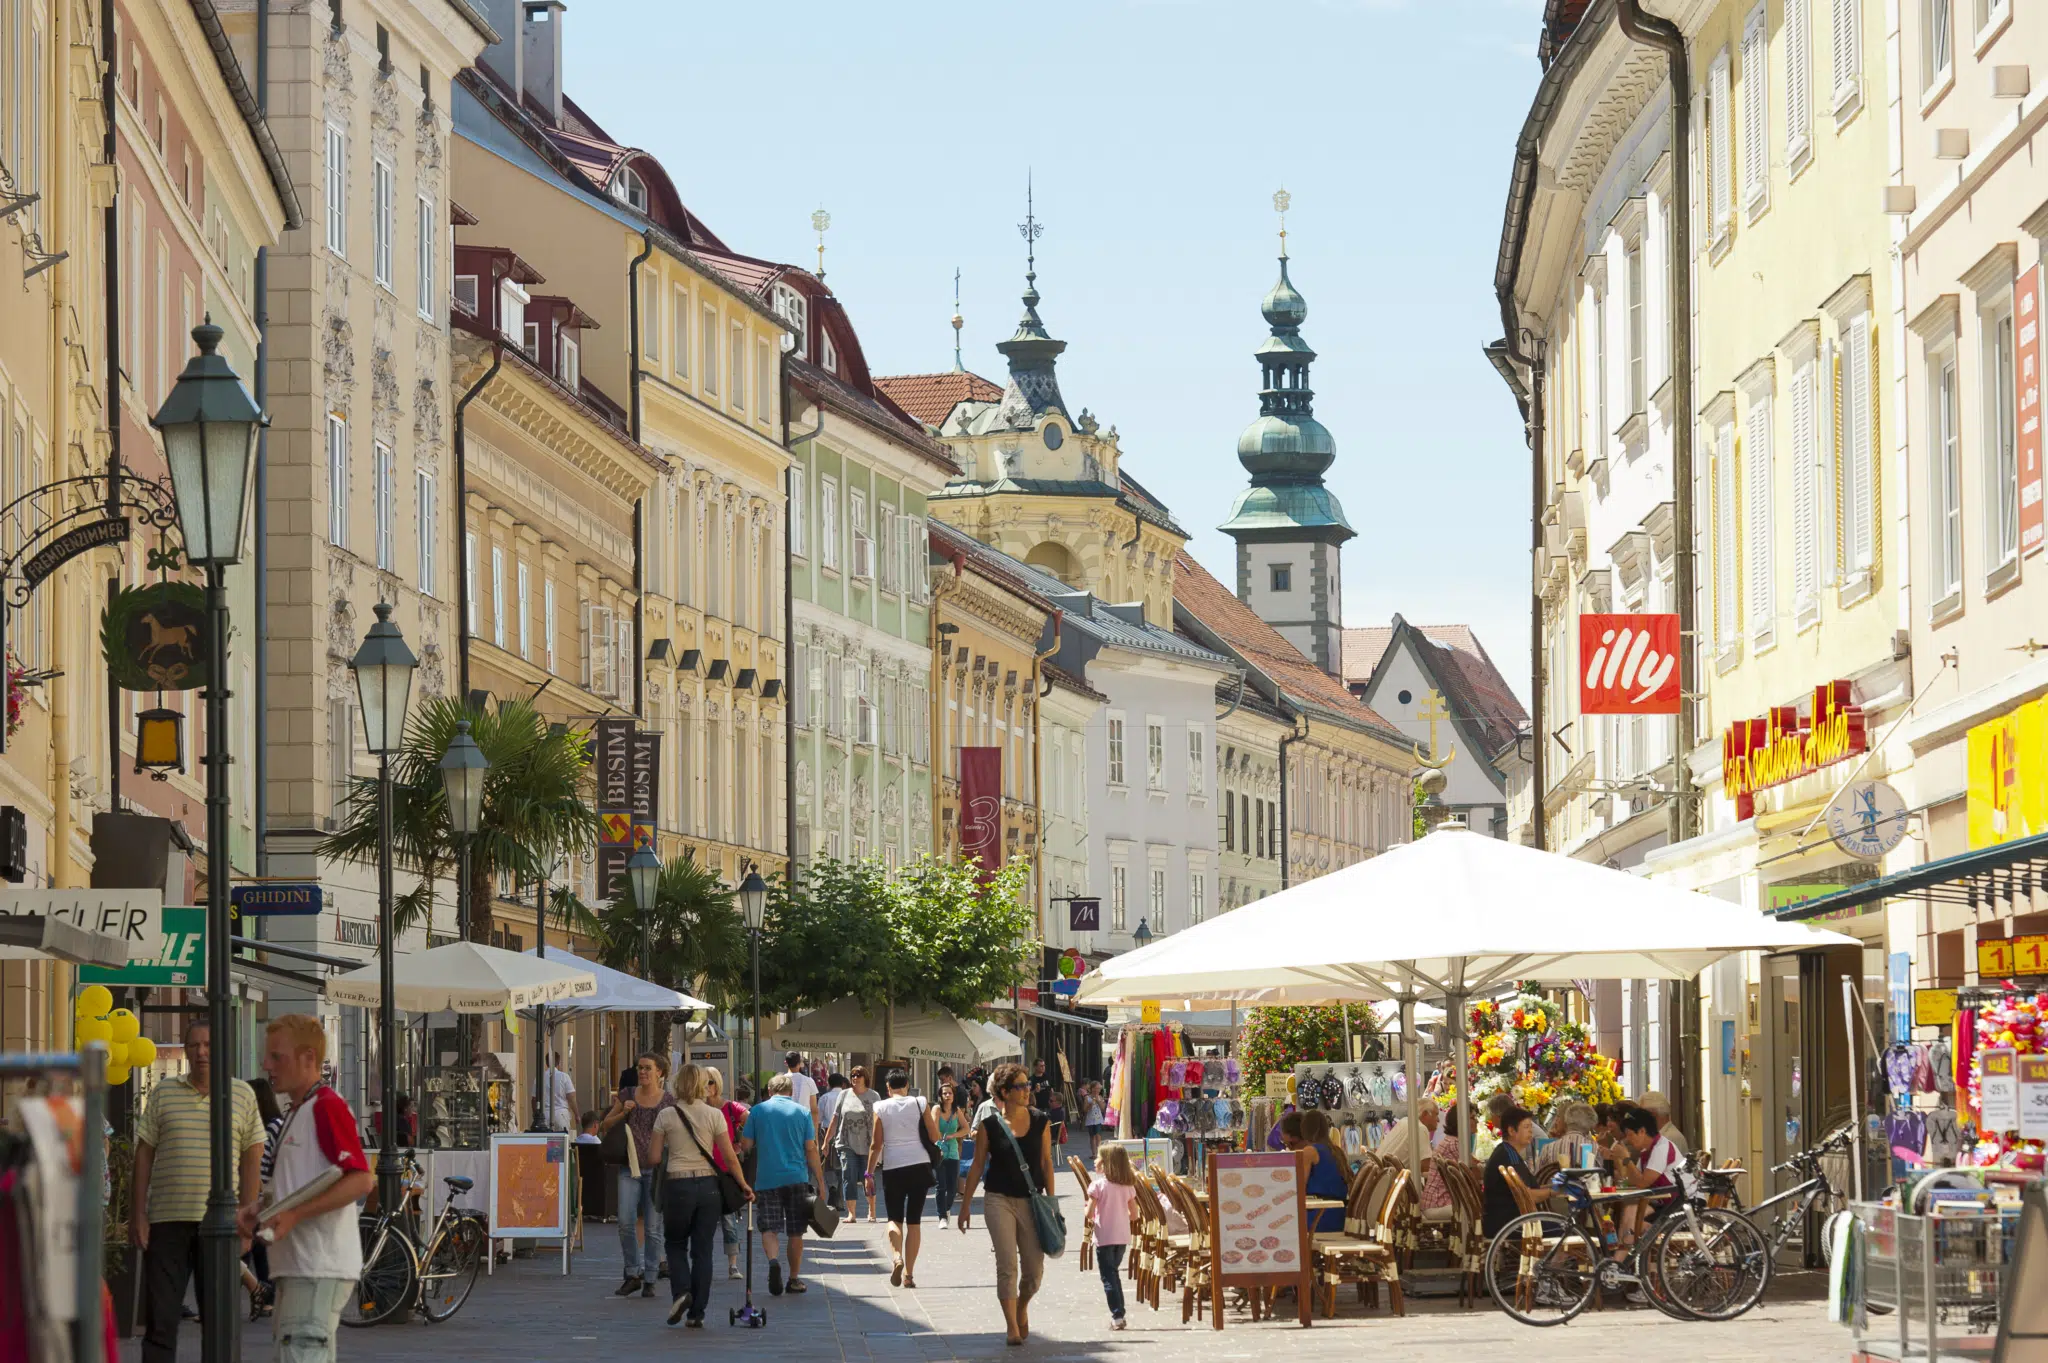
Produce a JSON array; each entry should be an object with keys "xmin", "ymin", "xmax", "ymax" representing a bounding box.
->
[
  {"xmin": 80, "ymin": 906, "xmax": 204, "ymax": 987},
  {"xmin": 334, "ymin": 918, "xmax": 380, "ymax": 950},
  {"xmin": 1068, "ymin": 897, "xmax": 1101, "ymax": 933},
  {"xmin": 596, "ymin": 717, "xmax": 633, "ymax": 897},
  {"xmin": 2016, "ymin": 261, "xmax": 2044, "ymax": 558},
  {"xmin": 101, "ymin": 582, "xmax": 208, "ymax": 692},
  {"xmin": 1827, "ymin": 778, "xmax": 1910, "ymax": 861},
  {"xmin": 25, "ymin": 516, "xmax": 128, "ymax": 589},
  {"xmin": 1967, "ymin": 694, "xmax": 2048, "ymax": 849},
  {"xmin": 1722, "ymin": 681, "xmax": 1868, "ymax": 820},
  {"xmin": 1978, "ymin": 934, "xmax": 2048, "ymax": 978},
  {"xmin": 1578, "ymin": 613, "xmax": 1681, "ymax": 715},
  {"xmin": 0, "ymin": 889, "xmax": 161, "ymax": 961},
  {"xmin": 230, "ymin": 883, "xmax": 323, "ymax": 917},
  {"xmin": 1913, "ymin": 988, "xmax": 1959, "ymax": 1028}
]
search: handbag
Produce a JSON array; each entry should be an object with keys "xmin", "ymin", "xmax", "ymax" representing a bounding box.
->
[
  {"xmin": 916, "ymin": 1097, "xmax": 944, "ymax": 1166},
  {"xmin": 805, "ymin": 1188, "xmax": 842, "ymax": 1238},
  {"xmin": 677, "ymin": 1106, "xmax": 747, "ymax": 1216},
  {"xmin": 991, "ymin": 1111, "xmax": 1066, "ymax": 1258}
]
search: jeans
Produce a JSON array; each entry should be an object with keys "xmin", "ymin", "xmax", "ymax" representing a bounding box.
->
[
  {"xmin": 836, "ymin": 1148, "xmax": 871, "ymax": 1218},
  {"xmin": 272, "ymin": 1277, "xmax": 351, "ymax": 1363},
  {"xmin": 720, "ymin": 1212, "xmax": 742, "ymax": 1254},
  {"xmin": 662, "ymin": 1175, "xmax": 722, "ymax": 1319},
  {"xmin": 616, "ymin": 1167, "xmax": 664, "ymax": 1277},
  {"xmin": 934, "ymin": 1157, "xmax": 960, "ymax": 1218},
  {"xmin": 141, "ymin": 1220, "xmax": 203, "ymax": 1363},
  {"xmin": 1096, "ymin": 1244, "xmax": 1128, "ymax": 1319}
]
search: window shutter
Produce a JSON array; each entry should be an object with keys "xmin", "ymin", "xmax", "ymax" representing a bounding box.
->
[
  {"xmin": 580, "ymin": 601, "xmax": 592, "ymax": 688},
  {"xmin": 1847, "ymin": 320, "xmax": 1875, "ymax": 572},
  {"xmin": 1831, "ymin": 0, "xmax": 1859, "ymax": 106},
  {"xmin": 1710, "ymin": 57, "xmax": 1733, "ymax": 234},
  {"xmin": 1716, "ymin": 423, "xmax": 1738, "ymax": 646},
  {"xmin": 1744, "ymin": 395, "xmax": 1774, "ymax": 636},
  {"xmin": 1785, "ymin": 0, "xmax": 1811, "ymax": 152},
  {"xmin": 1740, "ymin": 14, "xmax": 1767, "ymax": 206},
  {"xmin": 1790, "ymin": 361, "xmax": 1818, "ymax": 613},
  {"xmin": 618, "ymin": 617, "xmax": 633, "ymax": 698}
]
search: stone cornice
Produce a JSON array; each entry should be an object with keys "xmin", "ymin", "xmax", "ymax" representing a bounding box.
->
[{"xmin": 456, "ymin": 345, "xmax": 660, "ymax": 502}]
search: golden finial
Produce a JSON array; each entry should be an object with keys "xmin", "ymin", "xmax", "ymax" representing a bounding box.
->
[
  {"xmin": 1412, "ymin": 688, "xmax": 1458, "ymax": 769},
  {"xmin": 1273, "ymin": 188, "xmax": 1292, "ymax": 258},
  {"xmin": 811, "ymin": 207, "xmax": 831, "ymax": 282}
]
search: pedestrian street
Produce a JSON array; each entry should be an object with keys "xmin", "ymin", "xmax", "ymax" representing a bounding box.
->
[{"xmin": 125, "ymin": 1180, "xmax": 1843, "ymax": 1363}]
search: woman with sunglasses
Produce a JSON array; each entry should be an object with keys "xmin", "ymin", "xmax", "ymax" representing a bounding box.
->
[{"xmin": 957, "ymin": 1062, "xmax": 1054, "ymax": 1346}]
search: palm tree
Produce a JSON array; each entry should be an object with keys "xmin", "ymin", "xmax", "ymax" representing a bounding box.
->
[
  {"xmin": 592, "ymin": 853, "xmax": 747, "ymax": 1010},
  {"xmin": 319, "ymin": 696, "xmax": 599, "ymax": 946}
]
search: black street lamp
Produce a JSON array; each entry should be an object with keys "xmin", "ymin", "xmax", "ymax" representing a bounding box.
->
[
  {"xmin": 1131, "ymin": 918, "xmax": 1154, "ymax": 950},
  {"xmin": 626, "ymin": 843, "xmax": 661, "ymax": 1051},
  {"xmin": 350, "ymin": 602, "xmax": 417, "ymax": 1215},
  {"xmin": 738, "ymin": 871, "xmax": 768, "ymax": 1096},
  {"xmin": 439, "ymin": 719, "xmax": 488, "ymax": 1066},
  {"xmin": 149, "ymin": 319, "xmax": 261, "ymax": 1363}
]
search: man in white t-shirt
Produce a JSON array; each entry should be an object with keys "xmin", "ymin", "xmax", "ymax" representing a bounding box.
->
[
  {"xmin": 784, "ymin": 1051, "xmax": 819, "ymax": 1127},
  {"xmin": 1613, "ymin": 1103, "xmax": 1690, "ymax": 1285},
  {"xmin": 245, "ymin": 1015, "xmax": 374, "ymax": 1363},
  {"xmin": 540, "ymin": 1053, "xmax": 577, "ymax": 1132}
]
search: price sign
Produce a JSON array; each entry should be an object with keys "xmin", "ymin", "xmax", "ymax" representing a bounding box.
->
[
  {"xmin": 2020, "ymin": 935, "xmax": 2048, "ymax": 976},
  {"xmin": 1140, "ymin": 1000, "xmax": 1160, "ymax": 1025},
  {"xmin": 1981, "ymin": 937, "xmax": 2017, "ymax": 977},
  {"xmin": 2021, "ymin": 1055, "xmax": 2048, "ymax": 1143},
  {"xmin": 1979, "ymin": 934, "xmax": 2048, "ymax": 978},
  {"xmin": 1913, "ymin": 988, "xmax": 1959, "ymax": 1028},
  {"xmin": 1983, "ymin": 1049, "xmax": 2021, "ymax": 1133}
]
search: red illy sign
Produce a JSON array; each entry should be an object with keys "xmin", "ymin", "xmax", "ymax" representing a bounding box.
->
[{"xmin": 1578, "ymin": 613, "xmax": 1681, "ymax": 715}]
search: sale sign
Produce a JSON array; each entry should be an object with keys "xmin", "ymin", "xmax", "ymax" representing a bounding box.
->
[
  {"xmin": 1578, "ymin": 613, "xmax": 1681, "ymax": 714},
  {"xmin": 2018, "ymin": 263, "xmax": 2043, "ymax": 557}
]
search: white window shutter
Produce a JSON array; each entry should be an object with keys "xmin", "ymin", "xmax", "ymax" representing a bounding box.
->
[
  {"xmin": 1745, "ymin": 395, "xmax": 1775, "ymax": 636},
  {"xmin": 1785, "ymin": 0, "xmax": 1811, "ymax": 152},
  {"xmin": 1831, "ymin": 0, "xmax": 1859, "ymax": 106},
  {"xmin": 1790, "ymin": 361, "xmax": 1818, "ymax": 612},
  {"xmin": 1847, "ymin": 319, "xmax": 1874, "ymax": 571},
  {"xmin": 1716, "ymin": 423, "xmax": 1738, "ymax": 646},
  {"xmin": 580, "ymin": 601, "xmax": 592, "ymax": 688},
  {"xmin": 1710, "ymin": 57, "xmax": 1733, "ymax": 234},
  {"xmin": 1740, "ymin": 14, "xmax": 1767, "ymax": 206}
]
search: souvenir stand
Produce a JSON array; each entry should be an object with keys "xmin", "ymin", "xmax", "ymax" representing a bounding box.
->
[
  {"xmin": 1106, "ymin": 1019, "xmax": 1249, "ymax": 1180},
  {"xmin": 0, "ymin": 1047, "xmax": 110, "ymax": 1363}
]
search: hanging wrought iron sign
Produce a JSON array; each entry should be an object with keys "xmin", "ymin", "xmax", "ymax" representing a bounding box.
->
[
  {"xmin": 100, "ymin": 582, "xmax": 208, "ymax": 691},
  {"xmin": 23, "ymin": 516, "xmax": 129, "ymax": 589}
]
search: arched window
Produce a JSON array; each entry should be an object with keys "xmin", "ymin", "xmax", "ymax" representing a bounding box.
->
[{"xmin": 612, "ymin": 165, "xmax": 647, "ymax": 213}]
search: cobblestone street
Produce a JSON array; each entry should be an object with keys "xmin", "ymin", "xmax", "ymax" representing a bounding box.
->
[{"xmin": 124, "ymin": 1182, "xmax": 1846, "ymax": 1363}]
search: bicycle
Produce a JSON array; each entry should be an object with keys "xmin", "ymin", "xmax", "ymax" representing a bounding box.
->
[
  {"xmin": 1709, "ymin": 1126, "xmax": 1851, "ymax": 1264},
  {"xmin": 1483, "ymin": 1174, "xmax": 1695, "ymax": 1326},
  {"xmin": 342, "ymin": 1156, "xmax": 489, "ymax": 1327}
]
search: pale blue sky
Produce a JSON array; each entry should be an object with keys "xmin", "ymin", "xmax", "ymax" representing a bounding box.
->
[{"xmin": 571, "ymin": 0, "xmax": 1543, "ymax": 695}]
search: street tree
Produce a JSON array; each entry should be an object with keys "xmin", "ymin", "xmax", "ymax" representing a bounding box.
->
[{"xmin": 592, "ymin": 852, "xmax": 747, "ymax": 1047}]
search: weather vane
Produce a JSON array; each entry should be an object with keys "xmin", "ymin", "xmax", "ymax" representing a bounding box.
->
[
  {"xmin": 1018, "ymin": 171, "xmax": 1043, "ymax": 283},
  {"xmin": 952, "ymin": 267, "xmax": 964, "ymax": 372},
  {"xmin": 1274, "ymin": 188, "xmax": 1292, "ymax": 257},
  {"xmin": 811, "ymin": 206, "xmax": 831, "ymax": 282}
]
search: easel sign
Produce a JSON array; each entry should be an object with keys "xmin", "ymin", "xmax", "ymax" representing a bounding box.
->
[
  {"xmin": 488, "ymin": 1133, "xmax": 572, "ymax": 1275},
  {"xmin": 1208, "ymin": 1150, "xmax": 1311, "ymax": 1328}
]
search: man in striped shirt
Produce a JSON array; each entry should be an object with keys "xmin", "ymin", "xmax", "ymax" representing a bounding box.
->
[{"xmin": 132, "ymin": 1017, "xmax": 266, "ymax": 1363}]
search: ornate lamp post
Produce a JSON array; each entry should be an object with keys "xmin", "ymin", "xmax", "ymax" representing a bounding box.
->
[
  {"xmin": 626, "ymin": 843, "xmax": 662, "ymax": 1050},
  {"xmin": 349, "ymin": 603, "xmax": 417, "ymax": 1214},
  {"xmin": 439, "ymin": 719, "xmax": 488, "ymax": 1064},
  {"xmin": 738, "ymin": 871, "xmax": 768, "ymax": 1095},
  {"xmin": 149, "ymin": 319, "xmax": 261, "ymax": 1363}
]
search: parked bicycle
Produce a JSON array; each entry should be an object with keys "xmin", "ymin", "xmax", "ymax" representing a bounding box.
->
[
  {"xmin": 1484, "ymin": 1174, "xmax": 1695, "ymax": 1325},
  {"xmin": 342, "ymin": 1155, "xmax": 488, "ymax": 1327}
]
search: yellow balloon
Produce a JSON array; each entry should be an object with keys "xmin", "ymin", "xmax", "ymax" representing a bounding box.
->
[
  {"xmin": 76, "ymin": 1016, "xmax": 113, "ymax": 1045},
  {"xmin": 105, "ymin": 1063, "xmax": 131, "ymax": 1086},
  {"xmin": 107, "ymin": 1040, "xmax": 130, "ymax": 1069},
  {"xmin": 109, "ymin": 1009, "xmax": 140, "ymax": 1043},
  {"xmin": 128, "ymin": 1036, "xmax": 158, "ymax": 1068},
  {"xmin": 76, "ymin": 985, "xmax": 113, "ymax": 1018}
]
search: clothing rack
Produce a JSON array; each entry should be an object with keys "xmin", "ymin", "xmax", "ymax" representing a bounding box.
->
[{"xmin": 2, "ymin": 1045, "xmax": 107, "ymax": 1363}]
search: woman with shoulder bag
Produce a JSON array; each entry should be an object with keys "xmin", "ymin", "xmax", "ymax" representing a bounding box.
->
[
  {"xmin": 597, "ymin": 1052, "xmax": 674, "ymax": 1297},
  {"xmin": 869, "ymin": 1070, "xmax": 942, "ymax": 1288},
  {"xmin": 647, "ymin": 1064, "xmax": 754, "ymax": 1328},
  {"xmin": 958, "ymin": 1062, "xmax": 1057, "ymax": 1346}
]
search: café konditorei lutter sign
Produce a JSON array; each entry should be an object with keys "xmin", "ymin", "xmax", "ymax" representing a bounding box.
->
[{"xmin": 1722, "ymin": 681, "xmax": 1868, "ymax": 821}]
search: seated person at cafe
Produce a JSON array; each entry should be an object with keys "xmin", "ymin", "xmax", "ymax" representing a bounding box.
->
[
  {"xmin": 1634, "ymin": 1091, "xmax": 1689, "ymax": 1156},
  {"xmin": 1481, "ymin": 1105, "xmax": 1539, "ymax": 1237},
  {"xmin": 1537, "ymin": 1101, "xmax": 1600, "ymax": 1172},
  {"xmin": 1609, "ymin": 1105, "xmax": 1686, "ymax": 1254},
  {"xmin": 1297, "ymin": 1111, "xmax": 1351, "ymax": 1232}
]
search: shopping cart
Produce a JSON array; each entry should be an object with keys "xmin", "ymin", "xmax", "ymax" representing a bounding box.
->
[{"xmin": 1848, "ymin": 1200, "xmax": 2021, "ymax": 1362}]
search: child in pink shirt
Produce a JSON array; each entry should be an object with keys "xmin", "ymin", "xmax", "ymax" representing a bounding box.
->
[{"xmin": 1085, "ymin": 1145, "xmax": 1141, "ymax": 1328}]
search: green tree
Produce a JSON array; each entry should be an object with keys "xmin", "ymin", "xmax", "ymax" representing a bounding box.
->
[
  {"xmin": 761, "ymin": 854, "xmax": 1036, "ymax": 1056},
  {"xmin": 319, "ymin": 697, "xmax": 599, "ymax": 945},
  {"xmin": 591, "ymin": 852, "xmax": 747, "ymax": 1011}
]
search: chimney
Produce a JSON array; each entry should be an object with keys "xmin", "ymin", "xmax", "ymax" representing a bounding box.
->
[
  {"xmin": 474, "ymin": 0, "xmax": 522, "ymax": 96},
  {"xmin": 522, "ymin": 1, "xmax": 566, "ymax": 127}
]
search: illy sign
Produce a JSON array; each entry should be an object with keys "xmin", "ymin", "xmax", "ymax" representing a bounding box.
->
[{"xmin": 1578, "ymin": 614, "xmax": 1680, "ymax": 715}]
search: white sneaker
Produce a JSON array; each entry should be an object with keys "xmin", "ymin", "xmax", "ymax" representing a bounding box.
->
[{"xmin": 1111, "ymin": 1317, "xmax": 1127, "ymax": 1331}]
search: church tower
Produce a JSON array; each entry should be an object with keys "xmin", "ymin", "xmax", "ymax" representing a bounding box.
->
[{"xmin": 1220, "ymin": 209, "xmax": 1353, "ymax": 674}]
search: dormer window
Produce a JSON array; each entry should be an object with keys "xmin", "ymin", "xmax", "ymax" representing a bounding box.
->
[
  {"xmin": 772, "ymin": 284, "xmax": 807, "ymax": 358},
  {"xmin": 522, "ymin": 321, "xmax": 540, "ymax": 361},
  {"xmin": 820, "ymin": 330, "xmax": 839, "ymax": 375},
  {"xmin": 454, "ymin": 274, "xmax": 479, "ymax": 316},
  {"xmin": 558, "ymin": 332, "xmax": 580, "ymax": 388},
  {"xmin": 499, "ymin": 278, "xmax": 529, "ymax": 344},
  {"xmin": 612, "ymin": 166, "xmax": 647, "ymax": 213},
  {"xmin": 1042, "ymin": 423, "xmax": 1064, "ymax": 451}
]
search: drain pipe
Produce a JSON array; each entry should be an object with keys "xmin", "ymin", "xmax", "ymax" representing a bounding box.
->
[
  {"xmin": 453, "ymin": 329, "xmax": 504, "ymax": 703},
  {"xmin": 101, "ymin": 0, "xmax": 121, "ymax": 807},
  {"xmin": 627, "ymin": 232, "xmax": 654, "ymax": 720},
  {"xmin": 251, "ymin": 0, "xmax": 269, "ymax": 870},
  {"xmin": 1615, "ymin": 0, "xmax": 1697, "ymax": 848},
  {"xmin": 1278, "ymin": 714, "xmax": 1308, "ymax": 888}
]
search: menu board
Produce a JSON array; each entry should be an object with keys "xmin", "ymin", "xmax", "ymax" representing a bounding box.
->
[
  {"xmin": 489, "ymin": 1133, "xmax": 569, "ymax": 1238},
  {"xmin": 1208, "ymin": 1150, "xmax": 1310, "ymax": 1328},
  {"xmin": 1983, "ymin": 1049, "xmax": 2022, "ymax": 1133}
]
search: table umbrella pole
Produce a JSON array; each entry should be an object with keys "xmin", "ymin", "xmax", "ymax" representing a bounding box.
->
[
  {"xmin": 1400, "ymin": 998, "xmax": 1422, "ymax": 1190},
  {"xmin": 1450, "ymin": 971, "xmax": 1472, "ymax": 1164}
]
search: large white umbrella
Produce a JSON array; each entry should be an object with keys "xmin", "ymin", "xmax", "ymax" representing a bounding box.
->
[
  {"xmin": 326, "ymin": 940, "xmax": 597, "ymax": 1012},
  {"xmin": 518, "ymin": 944, "xmax": 711, "ymax": 1016},
  {"xmin": 773, "ymin": 998, "xmax": 1019, "ymax": 1064},
  {"xmin": 1077, "ymin": 825, "xmax": 1859, "ymax": 1169}
]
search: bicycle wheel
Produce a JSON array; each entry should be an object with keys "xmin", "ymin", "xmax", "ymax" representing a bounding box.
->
[
  {"xmin": 1649, "ymin": 1206, "xmax": 1771, "ymax": 1321},
  {"xmin": 340, "ymin": 1217, "xmax": 419, "ymax": 1327},
  {"xmin": 419, "ymin": 1216, "xmax": 486, "ymax": 1322},
  {"xmin": 1484, "ymin": 1211, "xmax": 1601, "ymax": 1326}
]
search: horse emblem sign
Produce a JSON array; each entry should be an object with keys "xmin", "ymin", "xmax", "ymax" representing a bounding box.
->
[{"xmin": 101, "ymin": 583, "xmax": 209, "ymax": 691}]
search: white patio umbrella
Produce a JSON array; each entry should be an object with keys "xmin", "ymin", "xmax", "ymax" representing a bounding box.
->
[
  {"xmin": 518, "ymin": 944, "xmax": 711, "ymax": 1016},
  {"xmin": 1077, "ymin": 824, "xmax": 1859, "ymax": 1170},
  {"xmin": 773, "ymin": 998, "xmax": 1019, "ymax": 1065},
  {"xmin": 326, "ymin": 940, "xmax": 597, "ymax": 1012}
]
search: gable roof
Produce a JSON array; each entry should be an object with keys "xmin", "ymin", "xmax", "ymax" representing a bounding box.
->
[
  {"xmin": 1345, "ymin": 618, "xmax": 1528, "ymax": 762},
  {"xmin": 1172, "ymin": 551, "xmax": 1401, "ymax": 738},
  {"xmin": 874, "ymin": 371, "xmax": 1005, "ymax": 428}
]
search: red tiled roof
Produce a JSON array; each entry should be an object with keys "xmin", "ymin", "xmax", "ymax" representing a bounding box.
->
[
  {"xmin": 874, "ymin": 371, "xmax": 1004, "ymax": 428},
  {"xmin": 1172, "ymin": 551, "xmax": 1399, "ymax": 733}
]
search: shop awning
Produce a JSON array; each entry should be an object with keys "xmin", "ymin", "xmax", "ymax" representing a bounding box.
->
[
  {"xmin": 1772, "ymin": 830, "xmax": 2048, "ymax": 920},
  {"xmin": 1018, "ymin": 1003, "xmax": 1107, "ymax": 1031}
]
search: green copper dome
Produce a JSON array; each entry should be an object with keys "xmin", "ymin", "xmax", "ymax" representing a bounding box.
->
[
  {"xmin": 1261, "ymin": 258, "xmax": 1308, "ymax": 329},
  {"xmin": 1221, "ymin": 253, "xmax": 1351, "ymax": 540}
]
